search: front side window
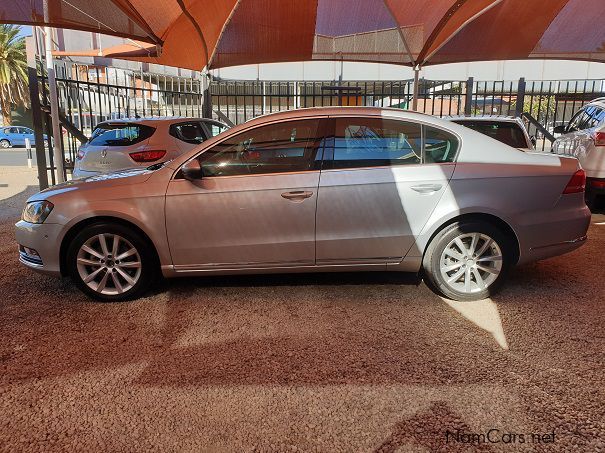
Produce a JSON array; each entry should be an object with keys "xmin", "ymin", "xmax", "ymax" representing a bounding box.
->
[
  {"xmin": 198, "ymin": 119, "xmax": 322, "ymax": 177},
  {"xmin": 9, "ymin": 127, "xmax": 19, "ymax": 134},
  {"xmin": 170, "ymin": 122, "xmax": 207, "ymax": 144},
  {"xmin": 330, "ymin": 118, "xmax": 422, "ymax": 169},
  {"xmin": 89, "ymin": 123, "xmax": 155, "ymax": 146}
]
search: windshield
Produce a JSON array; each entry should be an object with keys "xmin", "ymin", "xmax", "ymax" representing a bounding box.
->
[
  {"xmin": 89, "ymin": 123, "xmax": 156, "ymax": 146},
  {"xmin": 453, "ymin": 120, "xmax": 529, "ymax": 148}
]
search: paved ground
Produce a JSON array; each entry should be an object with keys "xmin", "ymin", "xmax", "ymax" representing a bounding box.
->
[
  {"xmin": 0, "ymin": 184, "xmax": 604, "ymax": 452},
  {"xmin": 0, "ymin": 149, "xmax": 37, "ymax": 167}
]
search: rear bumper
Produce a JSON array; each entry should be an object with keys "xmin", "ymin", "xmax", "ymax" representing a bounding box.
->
[
  {"xmin": 72, "ymin": 168, "xmax": 101, "ymax": 180},
  {"xmin": 516, "ymin": 194, "xmax": 591, "ymax": 264}
]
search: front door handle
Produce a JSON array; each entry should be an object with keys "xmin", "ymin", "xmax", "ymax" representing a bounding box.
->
[
  {"xmin": 281, "ymin": 190, "xmax": 313, "ymax": 201},
  {"xmin": 410, "ymin": 184, "xmax": 443, "ymax": 194}
]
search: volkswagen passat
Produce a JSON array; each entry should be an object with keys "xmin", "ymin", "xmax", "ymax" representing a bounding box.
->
[{"xmin": 16, "ymin": 107, "xmax": 590, "ymax": 302}]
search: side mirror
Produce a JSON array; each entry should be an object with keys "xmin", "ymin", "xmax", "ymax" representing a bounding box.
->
[
  {"xmin": 553, "ymin": 125, "xmax": 567, "ymax": 134},
  {"xmin": 181, "ymin": 159, "xmax": 203, "ymax": 180}
]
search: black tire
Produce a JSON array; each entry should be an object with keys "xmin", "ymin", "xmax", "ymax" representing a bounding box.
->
[
  {"xmin": 0, "ymin": 139, "xmax": 10, "ymax": 149},
  {"xmin": 66, "ymin": 222, "xmax": 157, "ymax": 302},
  {"xmin": 422, "ymin": 221, "xmax": 515, "ymax": 301}
]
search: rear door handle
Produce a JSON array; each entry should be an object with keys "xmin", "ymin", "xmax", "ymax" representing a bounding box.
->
[
  {"xmin": 410, "ymin": 184, "xmax": 443, "ymax": 194},
  {"xmin": 281, "ymin": 190, "xmax": 313, "ymax": 201}
]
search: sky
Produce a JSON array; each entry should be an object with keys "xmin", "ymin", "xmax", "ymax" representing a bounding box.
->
[{"xmin": 17, "ymin": 25, "xmax": 32, "ymax": 39}]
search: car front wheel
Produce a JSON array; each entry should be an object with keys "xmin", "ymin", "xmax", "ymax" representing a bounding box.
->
[
  {"xmin": 422, "ymin": 221, "xmax": 514, "ymax": 301},
  {"xmin": 66, "ymin": 222, "xmax": 156, "ymax": 302}
]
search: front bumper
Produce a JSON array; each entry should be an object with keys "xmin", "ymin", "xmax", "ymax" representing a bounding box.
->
[{"xmin": 15, "ymin": 221, "xmax": 64, "ymax": 277}]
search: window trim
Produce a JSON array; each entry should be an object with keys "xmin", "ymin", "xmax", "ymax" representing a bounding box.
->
[
  {"xmin": 169, "ymin": 120, "xmax": 210, "ymax": 145},
  {"xmin": 174, "ymin": 116, "xmax": 329, "ymax": 180},
  {"xmin": 321, "ymin": 115, "xmax": 460, "ymax": 170}
]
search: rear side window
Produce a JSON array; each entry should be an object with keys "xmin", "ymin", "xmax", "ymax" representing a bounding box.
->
[
  {"xmin": 207, "ymin": 122, "xmax": 229, "ymax": 137},
  {"xmin": 452, "ymin": 120, "xmax": 526, "ymax": 148},
  {"xmin": 170, "ymin": 121, "xmax": 207, "ymax": 144},
  {"xmin": 424, "ymin": 126, "xmax": 459, "ymax": 163},
  {"xmin": 330, "ymin": 118, "xmax": 422, "ymax": 169},
  {"xmin": 89, "ymin": 123, "xmax": 155, "ymax": 146}
]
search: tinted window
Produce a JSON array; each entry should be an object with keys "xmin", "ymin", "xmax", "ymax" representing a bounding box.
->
[
  {"xmin": 89, "ymin": 123, "xmax": 155, "ymax": 146},
  {"xmin": 331, "ymin": 118, "xmax": 421, "ymax": 169},
  {"xmin": 568, "ymin": 109, "xmax": 588, "ymax": 132},
  {"xmin": 207, "ymin": 122, "xmax": 229, "ymax": 137},
  {"xmin": 452, "ymin": 120, "xmax": 527, "ymax": 148},
  {"xmin": 198, "ymin": 119, "xmax": 322, "ymax": 177},
  {"xmin": 9, "ymin": 127, "xmax": 19, "ymax": 134},
  {"xmin": 170, "ymin": 122, "xmax": 207, "ymax": 144},
  {"xmin": 424, "ymin": 126, "xmax": 459, "ymax": 163}
]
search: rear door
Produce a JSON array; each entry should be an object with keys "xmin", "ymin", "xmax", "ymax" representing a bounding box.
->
[{"xmin": 316, "ymin": 116, "xmax": 457, "ymax": 265}]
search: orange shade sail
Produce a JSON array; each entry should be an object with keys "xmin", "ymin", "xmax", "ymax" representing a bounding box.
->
[{"xmin": 4, "ymin": 0, "xmax": 605, "ymax": 70}]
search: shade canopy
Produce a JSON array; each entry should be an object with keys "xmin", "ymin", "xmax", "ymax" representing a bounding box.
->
[{"xmin": 5, "ymin": 0, "xmax": 605, "ymax": 70}]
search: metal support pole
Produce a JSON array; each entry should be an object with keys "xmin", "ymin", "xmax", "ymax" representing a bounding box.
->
[
  {"xmin": 412, "ymin": 66, "xmax": 420, "ymax": 111},
  {"xmin": 42, "ymin": 17, "xmax": 65, "ymax": 183},
  {"xmin": 201, "ymin": 72, "xmax": 212, "ymax": 119},
  {"xmin": 464, "ymin": 77, "xmax": 474, "ymax": 115},
  {"xmin": 26, "ymin": 31, "xmax": 49, "ymax": 190},
  {"xmin": 515, "ymin": 77, "xmax": 526, "ymax": 118},
  {"xmin": 25, "ymin": 138, "xmax": 32, "ymax": 168}
]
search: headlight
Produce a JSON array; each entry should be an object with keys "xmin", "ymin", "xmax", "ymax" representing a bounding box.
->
[{"xmin": 22, "ymin": 200, "xmax": 54, "ymax": 224}]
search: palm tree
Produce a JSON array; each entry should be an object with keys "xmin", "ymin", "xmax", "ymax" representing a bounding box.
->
[{"xmin": 0, "ymin": 25, "xmax": 29, "ymax": 126}]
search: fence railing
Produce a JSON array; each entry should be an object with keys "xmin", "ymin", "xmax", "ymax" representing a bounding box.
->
[
  {"xmin": 33, "ymin": 59, "xmax": 205, "ymax": 183},
  {"xmin": 210, "ymin": 77, "xmax": 605, "ymax": 152},
  {"xmin": 30, "ymin": 64, "xmax": 605, "ymax": 187}
]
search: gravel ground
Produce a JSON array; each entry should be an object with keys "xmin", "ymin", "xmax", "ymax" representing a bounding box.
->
[{"xmin": 1, "ymin": 187, "xmax": 604, "ymax": 452}]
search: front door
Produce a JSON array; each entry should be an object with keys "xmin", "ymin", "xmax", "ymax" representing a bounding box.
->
[
  {"xmin": 316, "ymin": 116, "xmax": 457, "ymax": 264},
  {"xmin": 166, "ymin": 118, "xmax": 326, "ymax": 270}
]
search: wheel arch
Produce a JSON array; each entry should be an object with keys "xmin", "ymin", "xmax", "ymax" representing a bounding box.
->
[
  {"xmin": 422, "ymin": 212, "xmax": 520, "ymax": 265},
  {"xmin": 59, "ymin": 216, "xmax": 161, "ymax": 276}
]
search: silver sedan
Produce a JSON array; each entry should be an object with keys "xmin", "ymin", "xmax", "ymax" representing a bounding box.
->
[{"xmin": 15, "ymin": 107, "xmax": 590, "ymax": 302}]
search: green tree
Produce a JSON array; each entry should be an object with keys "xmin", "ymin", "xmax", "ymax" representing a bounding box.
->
[{"xmin": 0, "ymin": 25, "xmax": 28, "ymax": 126}]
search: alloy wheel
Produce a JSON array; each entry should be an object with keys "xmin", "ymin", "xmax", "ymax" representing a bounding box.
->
[
  {"xmin": 439, "ymin": 232, "xmax": 503, "ymax": 295},
  {"xmin": 76, "ymin": 233, "xmax": 142, "ymax": 296}
]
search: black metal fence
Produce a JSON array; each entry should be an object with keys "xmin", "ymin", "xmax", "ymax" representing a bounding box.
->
[
  {"xmin": 30, "ymin": 62, "xmax": 605, "ymax": 187},
  {"xmin": 33, "ymin": 59, "xmax": 205, "ymax": 183},
  {"xmin": 210, "ymin": 78, "xmax": 605, "ymax": 151}
]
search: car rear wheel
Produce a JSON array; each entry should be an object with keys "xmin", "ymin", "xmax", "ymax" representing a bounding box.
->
[
  {"xmin": 0, "ymin": 139, "xmax": 10, "ymax": 149},
  {"xmin": 422, "ymin": 221, "xmax": 513, "ymax": 301},
  {"xmin": 67, "ymin": 222, "xmax": 156, "ymax": 302}
]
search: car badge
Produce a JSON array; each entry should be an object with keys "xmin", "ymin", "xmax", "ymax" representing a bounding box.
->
[{"xmin": 101, "ymin": 149, "xmax": 107, "ymax": 158}]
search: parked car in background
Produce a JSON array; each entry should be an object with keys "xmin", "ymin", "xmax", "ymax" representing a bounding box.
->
[
  {"xmin": 72, "ymin": 117, "xmax": 229, "ymax": 179},
  {"xmin": 16, "ymin": 107, "xmax": 590, "ymax": 303},
  {"xmin": 552, "ymin": 98, "xmax": 605, "ymax": 207},
  {"xmin": 0, "ymin": 126, "xmax": 47, "ymax": 148},
  {"xmin": 448, "ymin": 116, "xmax": 535, "ymax": 151}
]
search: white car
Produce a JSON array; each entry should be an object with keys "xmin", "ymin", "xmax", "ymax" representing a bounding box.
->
[
  {"xmin": 72, "ymin": 117, "xmax": 229, "ymax": 179},
  {"xmin": 552, "ymin": 98, "xmax": 605, "ymax": 208},
  {"xmin": 448, "ymin": 116, "xmax": 535, "ymax": 151}
]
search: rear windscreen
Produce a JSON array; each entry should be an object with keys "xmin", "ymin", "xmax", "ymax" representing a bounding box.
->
[
  {"xmin": 453, "ymin": 120, "xmax": 528, "ymax": 148},
  {"xmin": 89, "ymin": 123, "xmax": 155, "ymax": 146}
]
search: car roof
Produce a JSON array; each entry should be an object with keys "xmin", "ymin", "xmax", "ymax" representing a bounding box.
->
[
  {"xmin": 96, "ymin": 117, "xmax": 227, "ymax": 126},
  {"xmin": 446, "ymin": 115, "xmax": 522, "ymax": 123}
]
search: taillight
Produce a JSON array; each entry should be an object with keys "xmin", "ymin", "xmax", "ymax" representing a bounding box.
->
[
  {"xmin": 76, "ymin": 148, "xmax": 86, "ymax": 160},
  {"xmin": 129, "ymin": 150, "xmax": 166, "ymax": 163},
  {"xmin": 592, "ymin": 131, "xmax": 605, "ymax": 146},
  {"xmin": 563, "ymin": 169, "xmax": 586, "ymax": 194}
]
